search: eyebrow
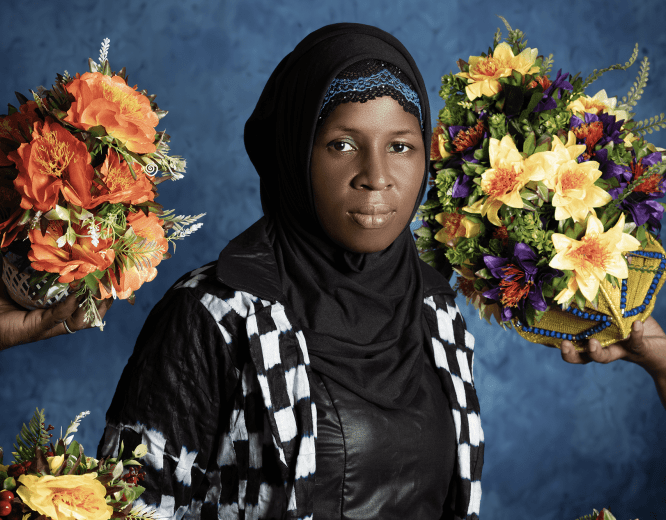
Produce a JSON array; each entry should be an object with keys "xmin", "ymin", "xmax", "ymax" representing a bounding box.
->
[{"xmin": 324, "ymin": 126, "xmax": 420, "ymax": 137}]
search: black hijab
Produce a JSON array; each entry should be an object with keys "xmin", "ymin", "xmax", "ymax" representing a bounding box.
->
[{"xmin": 244, "ymin": 23, "xmax": 432, "ymax": 410}]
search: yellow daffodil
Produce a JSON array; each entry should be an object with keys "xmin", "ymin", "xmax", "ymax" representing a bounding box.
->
[
  {"xmin": 567, "ymin": 89, "xmax": 630, "ymax": 123},
  {"xmin": 434, "ymin": 211, "xmax": 481, "ymax": 246},
  {"xmin": 466, "ymin": 135, "xmax": 547, "ymax": 226},
  {"xmin": 543, "ymin": 132, "xmax": 612, "ymax": 222},
  {"xmin": 18, "ymin": 473, "xmax": 112, "ymax": 520},
  {"xmin": 457, "ymin": 42, "xmax": 539, "ymax": 100},
  {"xmin": 549, "ymin": 213, "xmax": 640, "ymax": 304}
]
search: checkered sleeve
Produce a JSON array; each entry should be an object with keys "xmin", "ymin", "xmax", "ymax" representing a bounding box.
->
[
  {"xmin": 424, "ymin": 293, "xmax": 484, "ymax": 520},
  {"xmin": 98, "ymin": 265, "xmax": 239, "ymax": 519}
]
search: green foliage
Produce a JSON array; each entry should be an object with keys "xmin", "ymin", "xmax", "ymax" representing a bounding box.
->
[
  {"xmin": 497, "ymin": 15, "xmax": 528, "ymax": 53},
  {"xmin": 541, "ymin": 53, "xmax": 554, "ymax": 77},
  {"xmin": 582, "ymin": 43, "xmax": 639, "ymax": 89},
  {"xmin": 12, "ymin": 409, "xmax": 49, "ymax": 465}
]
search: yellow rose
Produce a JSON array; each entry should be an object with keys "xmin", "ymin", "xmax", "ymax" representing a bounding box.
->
[{"xmin": 17, "ymin": 473, "xmax": 112, "ymax": 520}]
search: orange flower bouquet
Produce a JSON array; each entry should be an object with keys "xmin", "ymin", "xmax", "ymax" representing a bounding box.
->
[
  {"xmin": 0, "ymin": 409, "xmax": 158, "ymax": 520},
  {"xmin": 0, "ymin": 39, "xmax": 203, "ymax": 328}
]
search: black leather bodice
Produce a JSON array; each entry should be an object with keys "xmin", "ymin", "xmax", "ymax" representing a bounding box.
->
[{"xmin": 310, "ymin": 354, "xmax": 456, "ymax": 519}]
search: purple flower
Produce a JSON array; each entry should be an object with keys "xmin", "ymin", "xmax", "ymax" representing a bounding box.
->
[
  {"xmin": 482, "ymin": 242, "xmax": 562, "ymax": 323},
  {"xmin": 452, "ymin": 173, "xmax": 473, "ymax": 198},
  {"xmin": 616, "ymin": 151, "xmax": 666, "ymax": 230},
  {"xmin": 533, "ymin": 70, "xmax": 573, "ymax": 113}
]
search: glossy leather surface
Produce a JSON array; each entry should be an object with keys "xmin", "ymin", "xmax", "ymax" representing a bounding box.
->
[{"xmin": 310, "ymin": 355, "xmax": 456, "ymax": 519}]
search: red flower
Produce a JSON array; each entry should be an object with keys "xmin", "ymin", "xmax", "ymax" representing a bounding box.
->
[{"xmin": 8, "ymin": 118, "xmax": 94, "ymax": 211}]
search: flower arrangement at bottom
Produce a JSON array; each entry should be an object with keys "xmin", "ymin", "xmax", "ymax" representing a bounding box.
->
[
  {"xmin": 416, "ymin": 17, "xmax": 666, "ymax": 348},
  {"xmin": 0, "ymin": 410, "xmax": 158, "ymax": 520},
  {"xmin": 0, "ymin": 39, "xmax": 204, "ymax": 328}
]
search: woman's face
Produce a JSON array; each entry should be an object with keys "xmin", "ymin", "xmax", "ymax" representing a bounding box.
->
[{"xmin": 311, "ymin": 96, "xmax": 425, "ymax": 253}]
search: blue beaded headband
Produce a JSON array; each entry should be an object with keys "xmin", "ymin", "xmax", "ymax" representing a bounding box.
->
[{"xmin": 319, "ymin": 67, "xmax": 423, "ymax": 129}]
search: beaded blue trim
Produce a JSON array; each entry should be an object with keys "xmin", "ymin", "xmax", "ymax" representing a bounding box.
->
[
  {"xmin": 516, "ymin": 305, "xmax": 612, "ymax": 342},
  {"xmin": 620, "ymin": 250, "xmax": 666, "ymax": 318},
  {"xmin": 320, "ymin": 68, "xmax": 423, "ymax": 128}
]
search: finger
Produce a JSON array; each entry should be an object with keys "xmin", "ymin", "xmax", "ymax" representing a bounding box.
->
[
  {"xmin": 561, "ymin": 340, "xmax": 589, "ymax": 365},
  {"xmin": 585, "ymin": 338, "xmax": 625, "ymax": 364},
  {"xmin": 626, "ymin": 319, "xmax": 646, "ymax": 357},
  {"xmin": 97, "ymin": 298, "xmax": 113, "ymax": 320},
  {"xmin": 47, "ymin": 294, "xmax": 80, "ymax": 324}
]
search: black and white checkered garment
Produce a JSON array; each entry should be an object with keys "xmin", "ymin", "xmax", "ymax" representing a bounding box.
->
[{"xmin": 99, "ymin": 263, "xmax": 483, "ymax": 519}]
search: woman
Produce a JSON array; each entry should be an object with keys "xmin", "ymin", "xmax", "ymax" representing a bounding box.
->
[{"xmin": 99, "ymin": 23, "xmax": 482, "ymax": 520}]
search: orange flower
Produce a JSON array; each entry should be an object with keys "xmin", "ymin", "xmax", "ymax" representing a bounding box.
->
[
  {"xmin": 0, "ymin": 101, "xmax": 42, "ymax": 166},
  {"xmin": 8, "ymin": 118, "xmax": 94, "ymax": 211},
  {"xmin": 28, "ymin": 221, "xmax": 115, "ymax": 284},
  {"xmin": 92, "ymin": 150, "xmax": 155, "ymax": 206},
  {"xmin": 99, "ymin": 211, "xmax": 167, "ymax": 299},
  {"xmin": 64, "ymin": 72, "xmax": 159, "ymax": 154}
]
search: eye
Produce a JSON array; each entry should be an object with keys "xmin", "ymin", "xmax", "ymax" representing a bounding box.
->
[
  {"xmin": 330, "ymin": 140, "xmax": 355, "ymax": 152},
  {"xmin": 389, "ymin": 142, "xmax": 411, "ymax": 153}
]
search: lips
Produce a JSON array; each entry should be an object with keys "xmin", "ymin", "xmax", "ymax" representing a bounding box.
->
[{"xmin": 348, "ymin": 203, "xmax": 396, "ymax": 229}]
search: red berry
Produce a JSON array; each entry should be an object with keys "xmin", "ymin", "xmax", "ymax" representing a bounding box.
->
[
  {"xmin": 0, "ymin": 501, "xmax": 11, "ymax": 517},
  {"xmin": 0, "ymin": 492, "xmax": 12, "ymax": 502}
]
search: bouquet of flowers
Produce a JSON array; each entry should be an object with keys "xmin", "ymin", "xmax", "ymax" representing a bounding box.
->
[
  {"xmin": 417, "ymin": 17, "xmax": 666, "ymax": 348},
  {"xmin": 0, "ymin": 39, "xmax": 203, "ymax": 328},
  {"xmin": 0, "ymin": 409, "xmax": 158, "ymax": 520}
]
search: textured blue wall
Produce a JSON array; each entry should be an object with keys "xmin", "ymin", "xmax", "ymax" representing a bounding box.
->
[{"xmin": 1, "ymin": 1, "xmax": 665, "ymax": 518}]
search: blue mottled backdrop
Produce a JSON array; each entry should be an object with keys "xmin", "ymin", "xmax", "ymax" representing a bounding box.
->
[{"xmin": 1, "ymin": 1, "xmax": 665, "ymax": 518}]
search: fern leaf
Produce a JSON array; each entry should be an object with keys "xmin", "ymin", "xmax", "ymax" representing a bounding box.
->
[
  {"xmin": 620, "ymin": 56, "xmax": 649, "ymax": 109},
  {"xmin": 632, "ymin": 113, "xmax": 666, "ymax": 137},
  {"xmin": 582, "ymin": 44, "xmax": 639, "ymax": 89},
  {"xmin": 12, "ymin": 409, "xmax": 49, "ymax": 464}
]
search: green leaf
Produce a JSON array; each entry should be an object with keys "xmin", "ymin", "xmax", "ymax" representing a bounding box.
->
[
  {"xmin": 522, "ymin": 132, "xmax": 536, "ymax": 155},
  {"xmin": 66, "ymin": 440, "xmax": 82, "ymax": 457},
  {"xmin": 519, "ymin": 90, "xmax": 545, "ymax": 121},
  {"xmin": 575, "ymin": 291, "xmax": 587, "ymax": 311}
]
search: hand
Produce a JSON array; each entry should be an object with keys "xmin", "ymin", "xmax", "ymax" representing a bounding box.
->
[
  {"xmin": 560, "ymin": 317, "xmax": 666, "ymax": 409},
  {"xmin": 0, "ymin": 280, "xmax": 113, "ymax": 350}
]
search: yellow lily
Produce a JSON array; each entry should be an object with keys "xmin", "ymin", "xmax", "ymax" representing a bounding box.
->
[
  {"xmin": 549, "ymin": 213, "xmax": 640, "ymax": 304},
  {"xmin": 472, "ymin": 135, "xmax": 547, "ymax": 226},
  {"xmin": 543, "ymin": 132, "xmax": 612, "ymax": 222},
  {"xmin": 457, "ymin": 42, "xmax": 539, "ymax": 100}
]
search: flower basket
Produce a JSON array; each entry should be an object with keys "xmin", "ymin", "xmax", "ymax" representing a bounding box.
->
[
  {"xmin": 0, "ymin": 39, "xmax": 204, "ymax": 328},
  {"xmin": 416, "ymin": 17, "xmax": 666, "ymax": 350},
  {"xmin": 2, "ymin": 252, "xmax": 69, "ymax": 311}
]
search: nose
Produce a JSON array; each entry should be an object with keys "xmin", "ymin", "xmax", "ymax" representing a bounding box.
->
[{"xmin": 351, "ymin": 146, "xmax": 393, "ymax": 191}]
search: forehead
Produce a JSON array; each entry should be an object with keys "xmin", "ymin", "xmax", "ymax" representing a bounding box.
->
[{"xmin": 316, "ymin": 97, "xmax": 423, "ymax": 136}]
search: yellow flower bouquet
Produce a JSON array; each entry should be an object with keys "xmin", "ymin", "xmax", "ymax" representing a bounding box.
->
[
  {"xmin": 416, "ymin": 17, "xmax": 666, "ymax": 349},
  {"xmin": 0, "ymin": 39, "xmax": 204, "ymax": 328},
  {"xmin": 0, "ymin": 410, "xmax": 157, "ymax": 520}
]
